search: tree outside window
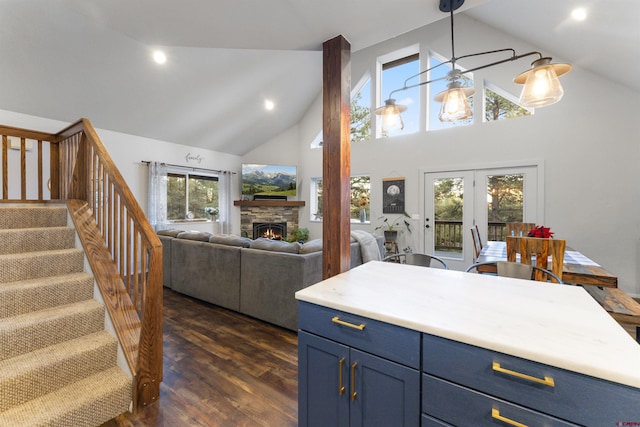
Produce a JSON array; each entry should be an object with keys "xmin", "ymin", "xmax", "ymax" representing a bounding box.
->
[
  {"xmin": 167, "ymin": 173, "xmax": 219, "ymax": 220},
  {"xmin": 311, "ymin": 176, "xmax": 371, "ymax": 222},
  {"xmin": 484, "ymin": 86, "xmax": 531, "ymax": 122}
]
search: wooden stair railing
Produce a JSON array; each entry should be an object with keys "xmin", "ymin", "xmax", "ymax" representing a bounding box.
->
[{"xmin": 0, "ymin": 119, "xmax": 163, "ymax": 412}]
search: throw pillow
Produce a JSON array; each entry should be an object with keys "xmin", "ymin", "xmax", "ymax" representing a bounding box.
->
[{"xmin": 300, "ymin": 238, "xmax": 322, "ymax": 254}]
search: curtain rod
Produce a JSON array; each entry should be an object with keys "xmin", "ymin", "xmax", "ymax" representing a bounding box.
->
[{"xmin": 141, "ymin": 160, "xmax": 236, "ymax": 175}]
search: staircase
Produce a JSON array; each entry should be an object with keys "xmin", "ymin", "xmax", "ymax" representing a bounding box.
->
[{"xmin": 0, "ymin": 205, "xmax": 131, "ymax": 426}]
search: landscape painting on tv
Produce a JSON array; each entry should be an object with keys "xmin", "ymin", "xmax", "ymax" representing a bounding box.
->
[{"xmin": 242, "ymin": 164, "xmax": 297, "ymax": 196}]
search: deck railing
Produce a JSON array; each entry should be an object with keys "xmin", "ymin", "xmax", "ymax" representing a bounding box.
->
[
  {"xmin": 0, "ymin": 119, "xmax": 162, "ymax": 412},
  {"xmin": 435, "ymin": 220, "xmax": 509, "ymax": 251}
]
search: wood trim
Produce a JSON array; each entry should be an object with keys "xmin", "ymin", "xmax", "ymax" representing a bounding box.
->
[
  {"xmin": 0, "ymin": 124, "xmax": 56, "ymax": 142},
  {"xmin": 234, "ymin": 200, "xmax": 305, "ymax": 207}
]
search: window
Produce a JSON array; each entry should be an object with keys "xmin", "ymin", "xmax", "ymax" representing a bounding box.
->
[
  {"xmin": 310, "ymin": 75, "xmax": 372, "ymax": 149},
  {"xmin": 351, "ymin": 77, "xmax": 371, "ymax": 143},
  {"xmin": 428, "ymin": 51, "xmax": 474, "ymax": 131},
  {"xmin": 167, "ymin": 172, "xmax": 219, "ymax": 220},
  {"xmin": 484, "ymin": 83, "xmax": 531, "ymax": 122},
  {"xmin": 378, "ymin": 48, "xmax": 420, "ymax": 138},
  {"xmin": 310, "ymin": 175, "xmax": 371, "ymax": 222}
]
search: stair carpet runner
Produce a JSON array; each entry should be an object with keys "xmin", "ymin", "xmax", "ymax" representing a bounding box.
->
[{"xmin": 0, "ymin": 205, "xmax": 131, "ymax": 426}]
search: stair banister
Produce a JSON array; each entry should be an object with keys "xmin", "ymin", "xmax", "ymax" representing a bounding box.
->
[{"xmin": 0, "ymin": 119, "xmax": 163, "ymax": 413}]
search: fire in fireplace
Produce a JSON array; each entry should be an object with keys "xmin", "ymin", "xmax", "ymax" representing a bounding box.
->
[{"xmin": 253, "ymin": 222, "xmax": 287, "ymax": 240}]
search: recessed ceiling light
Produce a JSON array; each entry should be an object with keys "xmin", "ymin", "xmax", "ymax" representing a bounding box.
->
[
  {"xmin": 265, "ymin": 100, "xmax": 275, "ymax": 111},
  {"xmin": 153, "ymin": 50, "xmax": 167, "ymax": 64},
  {"xmin": 571, "ymin": 7, "xmax": 587, "ymax": 21}
]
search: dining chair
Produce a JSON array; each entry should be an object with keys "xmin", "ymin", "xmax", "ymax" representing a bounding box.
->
[
  {"xmin": 506, "ymin": 236, "xmax": 566, "ymax": 283},
  {"xmin": 505, "ymin": 222, "xmax": 536, "ymax": 237},
  {"xmin": 470, "ymin": 226, "xmax": 482, "ymax": 260},
  {"xmin": 383, "ymin": 253, "xmax": 449, "ymax": 269},
  {"xmin": 466, "ymin": 261, "xmax": 564, "ymax": 284}
]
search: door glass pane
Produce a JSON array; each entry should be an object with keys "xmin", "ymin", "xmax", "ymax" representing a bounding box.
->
[
  {"xmin": 434, "ymin": 177, "xmax": 464, "ymax": 258},
  {"xmin": 487, "ymin": 174, "xmax": 524, "ymax": 241}
]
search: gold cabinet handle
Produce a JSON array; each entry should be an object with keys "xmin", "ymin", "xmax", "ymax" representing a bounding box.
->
[
  {"xmin": 338, "ymin": 357, "xmax": 345, "ymax": 396},
  {"xmin": 351, "ymin": 362, "xmax": 358, "ymax": 401},
  {"xmin": 332, "ymin": 316, "xmax": 365, "ymax": 331},
  {"xmin": 491, "ymin": 408, "xmax": 528, "ymax": 427},
  {"xmin": 492, "ymin": 362, "xmax": 555, "ymax": 387}
]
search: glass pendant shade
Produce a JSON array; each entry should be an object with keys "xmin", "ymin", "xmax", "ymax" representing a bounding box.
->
[
  {"xmin": 374, "ymin": 99, "xmax": 407, "ymax": 133},
  {"xmin": 434, "ymin": 81, "xmax": 475, "ymax": 122},
  {"xmin": 515, "ymin": 58, "xmax": 571, "ymax": 108}
]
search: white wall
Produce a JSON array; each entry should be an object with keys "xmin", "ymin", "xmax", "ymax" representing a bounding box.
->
[
  {"xmin": 262, "ymin": 14, "xmax": 640, "ymax": 296},
  {"xmin": 0, "ymin": 109, "xmax": 243, "ymax": 235}
]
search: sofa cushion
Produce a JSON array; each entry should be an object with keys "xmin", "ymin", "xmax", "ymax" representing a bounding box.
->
[
  {"xmin": 300, "ymin": 238, "xmax": 323, "ymax": 254},
  {"xmin": 251, "ymin": 238, "xmax": 301, "ymax": 254},
  {"xmin": 209, "ymin": 234, "xmax": 253, "ymax": 248},
  {"xmin": 157, "ymin": 229, "xmax": 182, "ymax": 237},
  {"xmin": 176, "ymin": 231, "xmax": 213, "ymax": 242}
]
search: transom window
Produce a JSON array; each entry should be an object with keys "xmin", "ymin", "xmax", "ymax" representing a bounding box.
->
[
  {"xmin": 484, "ymin": 83, "xmax": 532, "ymax": 122},
  {"xmin": 378, "ymin": 49, "xmax": 420, "ymax": 138}
]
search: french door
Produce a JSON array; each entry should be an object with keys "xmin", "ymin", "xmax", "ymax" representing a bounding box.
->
[{"xmin": 422, "ymin": 165, "xmax": 540, "ymax": 271}]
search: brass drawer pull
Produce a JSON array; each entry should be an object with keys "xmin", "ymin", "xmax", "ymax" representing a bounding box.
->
[
  {"xmin": 331, "ymin": 316, "xmax": 366, "ymax": 330},
  {"xmin": 493, "ymin": 362, "xmax": 555, "ymax": 387},
  {"xmin": 338, "ymin": 357, "xmax": 345, "ymax": 396},
  {"xmin": 492, "ymin": 408, "xmax": 528, "ymax": 427},
  {"xmin": 351, "ymin": 362, "xmax": 358, "ymax": 401}
]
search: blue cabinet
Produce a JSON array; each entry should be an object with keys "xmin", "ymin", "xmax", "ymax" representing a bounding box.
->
[
  {"xmin": 422, "ymin": 333, "xmax": 640, "ymax": 426},
  {"xmin": 298, "ymin": 302, "xmax": 420, "ymax": 427}
]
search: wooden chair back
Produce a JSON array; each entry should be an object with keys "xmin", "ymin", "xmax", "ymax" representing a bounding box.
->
[
  {"xmin": 506, "ymin": 222, "xmax": 536, "ymax": 237},
  {"xmin": 470, "ymin": 227, "xmax": 482, "ymax": 260},
  {"xmin": 506, "ymin": 236, "xmax": 566, "ymax": 283}
]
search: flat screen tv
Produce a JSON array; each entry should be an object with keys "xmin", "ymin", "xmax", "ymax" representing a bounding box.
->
[{"xmin": 242, "ymin": 164, "xmax": 297, "ymax": 197}]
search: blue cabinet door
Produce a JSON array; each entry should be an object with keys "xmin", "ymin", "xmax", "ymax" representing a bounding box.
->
[
  {"xmin": 299, "ymin": 331, "xmax": 350, "ymax": 427},
  {"xmin": 351, "ymin": 349, "xmax": 420, "ymax": 427}
]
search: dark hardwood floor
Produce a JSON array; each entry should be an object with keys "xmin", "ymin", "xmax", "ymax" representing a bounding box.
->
[{"xmin": 102, "ymin": 289, "xmax": 298, "ymax": 427}]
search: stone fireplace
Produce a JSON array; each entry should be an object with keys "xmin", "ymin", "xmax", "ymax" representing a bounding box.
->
[{"xmin": 235, "ymin": 200, "xmax": 305, "ymax": 239}]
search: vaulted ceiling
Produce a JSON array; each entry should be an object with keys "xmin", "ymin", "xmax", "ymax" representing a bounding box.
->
[{"xmin": 1, "ymin": 0, "xmax": 637, "ymax": 155}]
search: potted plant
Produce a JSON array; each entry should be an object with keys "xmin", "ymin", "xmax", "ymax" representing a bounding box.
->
[
  {"xmin": 375, "ymin": 212, "xmax": 412, "ymax": 242},
  {"xmin": 286, "ymin": 227, "xmax": 310, "ymax": 243}
]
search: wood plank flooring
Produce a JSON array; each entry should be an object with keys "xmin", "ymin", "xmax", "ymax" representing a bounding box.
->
[
  {"xmin": 102, "ymin": 289, "xmax": 298, "ymax": 427},
  {"xmin": 101, "ymin": 287, "xmax": 639, "ymax": 427}
]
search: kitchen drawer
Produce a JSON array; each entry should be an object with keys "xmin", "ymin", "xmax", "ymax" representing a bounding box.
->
[
  {"xmin": 423, "ymin": 333, "xmax": 640, "ymax": 426},
  {"xmin": 422, "ymin": 373, "xmax": 578, "ymax": 427},
  {"xmin": 421, "ymin": 414, "xmax": 453, "ymax": 426},
  {"xmin": 298, "ymin": 302, "xmax": 420, "ymax": 369}
]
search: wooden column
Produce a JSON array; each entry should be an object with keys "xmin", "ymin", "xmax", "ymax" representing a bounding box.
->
[{"xmin": 322, "ymin": 35, "xmax": 351, "ymax": 279}]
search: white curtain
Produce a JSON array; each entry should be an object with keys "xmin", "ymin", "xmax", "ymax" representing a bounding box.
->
[
  {"xmin": 218, "ymin": 171, "xmax": 232, "ymax": 234},
  {"xmin": 147, "ymin": 161, "xmax": 168, "ymax": 231}
]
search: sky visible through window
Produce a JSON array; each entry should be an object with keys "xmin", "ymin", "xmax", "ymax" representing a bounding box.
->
[{"xmin": 381, "ymin": 58, "xmax": 419, "ymax": 137}]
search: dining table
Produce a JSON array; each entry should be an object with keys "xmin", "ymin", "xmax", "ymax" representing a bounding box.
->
[{"xmin": 476, "ymin": 240, "xmax": 618, "ymax": 287}]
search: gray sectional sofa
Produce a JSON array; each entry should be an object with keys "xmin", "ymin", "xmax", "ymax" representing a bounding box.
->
[{"xmin": 158, "ymin": 230, "xmax": 383, "ymax": 330}]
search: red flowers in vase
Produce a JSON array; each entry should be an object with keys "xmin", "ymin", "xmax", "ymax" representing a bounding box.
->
[{"xmin": 527, "ymin": 225, "xmax": 554, "ymax": 238}]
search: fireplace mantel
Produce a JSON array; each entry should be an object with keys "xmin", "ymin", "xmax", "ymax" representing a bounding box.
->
[{"xmin": 234, "ymin": 200, "xmax": 305, "ymax": 207}]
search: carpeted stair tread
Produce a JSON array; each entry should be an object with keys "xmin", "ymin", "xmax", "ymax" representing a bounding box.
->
[
  {"xmin": 0, "ymin": 206, "xmax": 67, "ymax": 230},
  {"xmin": 0, "ymin": 366, "xmax": 132, "ymax": 427},
  {"xmin": 0, "ymin": 299, "xmax": 105, "ymax": 361},
  {"xmin": 0, "ymin": 272, "xmax": 94, "ymax": 318},
  {"xmin": 0, "ymin": 226, "xmax": 76, "ymax": 255},
  {"xmin": 0, "ymin": 331, "xmax": 118, "ymax": 411},
  {"xmin": 0, "ymin": 248, "xmax": 84, "ymax": 283}
]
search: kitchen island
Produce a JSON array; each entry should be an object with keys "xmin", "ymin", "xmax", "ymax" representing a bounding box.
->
[{"xmin": 296, "ymin": 261, "xmax": 640, "ymax": 426}]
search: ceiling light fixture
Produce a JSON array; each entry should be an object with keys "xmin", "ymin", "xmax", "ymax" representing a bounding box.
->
[
  {"xmin": 152, "ymin": 50, "xmax": 167, "ymax": 65},
  {"xmin": 264, "ymin": 99, "xmax": 275, "ymax": 111},
  {"xmin": 375, "ymin": 0, "xmax": 571, "ymax": 129}
]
